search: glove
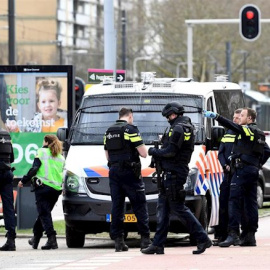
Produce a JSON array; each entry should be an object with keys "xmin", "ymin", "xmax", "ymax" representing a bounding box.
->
[
  {"xmin": 203, "ymin": 110, "xmax": 217, "ymax": 119},
  {"xmin": 148, "ymin": 147, "xmax": 156, "ymax": 156}
]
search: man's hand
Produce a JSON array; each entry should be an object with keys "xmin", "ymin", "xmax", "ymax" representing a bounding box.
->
[
  {"xmin": 18, "ymin": 181, "xmax": 23, "ymax": 188},
  {"xmin": 148, "ymin": 147, "xmax": 156, "ymax": 156},
  {"xmin": 203, "ymin": 110, "xmax": 217, "ymax": 119}
]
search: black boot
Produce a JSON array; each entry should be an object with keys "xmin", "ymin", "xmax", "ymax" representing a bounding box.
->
[
  {"xmin": 115, "ymin": 235, "xmax": 128, "ymax": 252},
  {"xmin": 41, "ymin": 235, "xmax": 58, "ymax": 250},
  {"xmin": 240, "ymin": 232, "xmax": 256, "ymax": 247},
  {"xmin": 28, "ymin": 235, "xmax": 42, "ymax": 249},
  {"xmin": 140, "ymin": 235, "xmax": 152, "ymax": 249},
  {"xmin": 0, "ymin": 236, "xmax": 16, "ymax": 251},
  {"xmin": 193, "ymin": 238, "xmax": 212, "ymax": 254},
  {"xmin": 219, "ymin": 231, "xmax": 240, "ymax": 247},
  {"xmin": 141, "ymin": 244, "xmax": 164, "ymax": 255}
]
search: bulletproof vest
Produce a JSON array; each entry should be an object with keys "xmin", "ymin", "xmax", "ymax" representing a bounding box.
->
[
  {"xmin": 105, "ymin": 122, "xmax": 133, "ymax": 162},
  {"xmin": 232, "ymin": 124, "xmax": 265, "ymax": 158},
  {"xmin": 162, "ymin": 118, "xmax": 195, "ymax": 167},
  {"xmin": 0, "ymin": 130, "xmax": 12, "ymax": 161}
]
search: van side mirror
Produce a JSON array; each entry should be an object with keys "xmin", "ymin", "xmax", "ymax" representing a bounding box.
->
[
  {"xmin": 211, "ymin": 126, "xmax": 225, "ymax": 150},
  {"xmin": 57, "ymin": 127, "xmax": 70, "ymax": 154},
  {"xmin": 57, "ymin": 127, "xmax": 69, "ymax": 142}
]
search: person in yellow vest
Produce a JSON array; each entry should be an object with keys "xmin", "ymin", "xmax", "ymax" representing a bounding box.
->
[{"xmin": 18, "ymin": 134, "xmax": 65, "ymax": 250}]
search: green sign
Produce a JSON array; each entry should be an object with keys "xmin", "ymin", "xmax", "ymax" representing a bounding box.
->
[
  {"xmin": 88, "ymin": 69, "xmax": 126, "ymax": 83},
  {"xmin": 11, "ymin": 132, "xmax": 53, "ymax": 177},
  {"xmin": 88, "ymin": 71, "xmax": 114, "ymax": 83}
]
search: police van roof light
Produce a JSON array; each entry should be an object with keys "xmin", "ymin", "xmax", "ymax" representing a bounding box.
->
[
  {"xmin": 215, "ymin": 74, "xmax": 228, "ymax": 82},
  {"xmin": 102, "ymin": 76, "xmax": 114, "ymax": 85},
  {"xmin": 141, "ymin": 72, "xmax": 156, "ymax": 84}
]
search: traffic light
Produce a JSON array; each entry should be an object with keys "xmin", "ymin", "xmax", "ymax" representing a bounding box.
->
[
  {"xmin": 239, "ymin": 4, "xmax": 261, "ymax": 41},
  {"xmin": 75, "ymin": 77, "xmax": 85, "ymax": 111}
]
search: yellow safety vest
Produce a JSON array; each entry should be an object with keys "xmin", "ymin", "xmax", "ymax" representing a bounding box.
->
[{"xmin": 35, "ymin": 148, "xmax": 65, "ymax": 191}]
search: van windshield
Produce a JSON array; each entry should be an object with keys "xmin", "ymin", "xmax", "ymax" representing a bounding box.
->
[{"xmin": 69, "ymin": 93, "xmax": 204, "ymax": 145}]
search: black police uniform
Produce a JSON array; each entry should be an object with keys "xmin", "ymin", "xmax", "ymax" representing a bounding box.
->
[
  {"xmin": 215, "ymin": 115, "xmax": 270, "ymax": 246},
  {"xmin": 104, "ymin": 119, "xmax": 150, "ymax": 249},
  {"xmin": 0, "ymin": 130, "xmax": 16, "ymax": 251},
  {"xmin": 215, "ymin": 129, "xmax": 237, "ymax": 242},
  {"xmin": 144, "ymin": 116, "xmax": 211, "ymax": 254},
  {"xmin": 21, "ymin": 146, "xmax": 62, "ymax": 250}
]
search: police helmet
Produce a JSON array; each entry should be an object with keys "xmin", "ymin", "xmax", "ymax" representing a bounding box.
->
[{"xmin": 162, "ymin": 102, "xmax": 185, "ymax": 117}]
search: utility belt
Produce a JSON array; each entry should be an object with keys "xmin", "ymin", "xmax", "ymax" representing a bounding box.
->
[
  {"xmin": 160, "ymin": 171, "xmax": 185, "ymax": 201},
  {"xmin": 110, "ymin": 161, "xmax": 141, "ymax": 178},
  {"xmin": 232, "ymin": 158, "xmax": 259, "ymax": 169}
]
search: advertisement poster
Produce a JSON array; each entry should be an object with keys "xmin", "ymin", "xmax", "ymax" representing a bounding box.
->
[{"xmin": 0, "ymin": 66, "xmax": 73, "ymax": 177}]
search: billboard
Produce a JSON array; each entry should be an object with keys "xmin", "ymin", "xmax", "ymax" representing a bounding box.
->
[{"xmin": 0, "ymin": 65, "xmax": 74, "ymax": 177}]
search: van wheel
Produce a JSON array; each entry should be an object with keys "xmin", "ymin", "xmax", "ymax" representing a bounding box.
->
[
  {"xmin": 66, "ymin": 225, "xmax": 85, "ymax": 248},
  {"xmin": 257, "ymin": 182, "xmax": 264, "ymax": 209}
]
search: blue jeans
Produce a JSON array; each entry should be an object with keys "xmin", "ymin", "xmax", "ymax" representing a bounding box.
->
[
  {"xmin": 109, "ymin": 166, "xmax": 150, "ymax": 239},
  {"xmin": 0, "ymin": 170, "xmax": 16, "ymax": 239},
  {"xmin": 228, "ymin": 165, "xmax": 258, "ymax": 233},
  {"xmin": 153, "ymin": 173, "xmax": 208, "ymax": 247}
]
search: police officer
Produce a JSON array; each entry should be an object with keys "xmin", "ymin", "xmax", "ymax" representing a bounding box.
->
[
  {"xmin": 104, "ymin": 107, "xmax": 151, "ymax": 252},
  {"xmin": 0, "ymin": 128, "xmax": 16, "ymax": 251},
  {"xmin": 18, "ymin": 134, "xmax": 65, "ymax": 250},
  {"xmin": 141, "ymin": 102, "xmax": 212, "ymax": 255},
  {"xmin": 204, "ymin": 107, "xmax": 270, "ymax": 247},
  {"xmin": 214, "ymin": 108, "xmax": 242, "ymax": 245}
]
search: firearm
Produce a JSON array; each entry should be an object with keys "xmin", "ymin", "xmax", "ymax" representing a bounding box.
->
[{"xmin": 149, "ymin": 140, "xmax": 163, "ymax": 192}]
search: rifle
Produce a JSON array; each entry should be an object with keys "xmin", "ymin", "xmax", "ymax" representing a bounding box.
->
[{"xmin": 149, "ymin": 140, "xmax": 163, "ymax": 192}]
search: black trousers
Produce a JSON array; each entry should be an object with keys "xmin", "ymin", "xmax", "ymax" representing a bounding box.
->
[
  {"xmin": 33, "ymin": 184, "xmax": 61, "ymax": 237},
  {"xmin": 0, "ymin": 170, "xmax": 16, "ymax": 239},
  {"xmin": 109, "ymin": 166, "xmax": 150, "ymax": 240}
]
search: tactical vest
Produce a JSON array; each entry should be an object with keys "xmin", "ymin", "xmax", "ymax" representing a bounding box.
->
[
  {"xmin": 35, "ymin": 148, "xmax": 65, "ymax": 191},
  {"xmin": 232, "ymin": 124, "xmax": 265, "ymax": 158},
  {"xmin": 105, "ymin": 122, "xmax": 133, "ymax": 162},
  {"xmin": 0, "ymin": 130, "xmax": 12, "ymax": 162},
  {"xmin": 162, "ymin": 119, "xmax": 195, "ymax": 168}
]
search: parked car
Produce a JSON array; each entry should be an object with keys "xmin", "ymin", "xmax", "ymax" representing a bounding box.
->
[{"xmin": 258, "ymin": 158, "xmax": 270, "ymax": 208}]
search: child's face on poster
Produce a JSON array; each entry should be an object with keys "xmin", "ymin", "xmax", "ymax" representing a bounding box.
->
[{"xmin": 38, "ymin": 89, "xmax": 60, "ymax": 120}]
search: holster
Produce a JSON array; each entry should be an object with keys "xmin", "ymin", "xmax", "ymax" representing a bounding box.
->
[
  {"xmin": 130, "ymin": 162, "xmax": 141, "ymax": 178},
  {"xmin": 31, "ymin": 177, "xmax": 43, "ymax": 192}
]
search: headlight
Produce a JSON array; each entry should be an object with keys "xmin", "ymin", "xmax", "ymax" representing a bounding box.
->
[
  {"xmin": 65, "ymin": 171, "xmax": 86, "ymax": 194},
  {"xmin": 184, "ymin": 167, "xmax": 199, "ymax": 193}
]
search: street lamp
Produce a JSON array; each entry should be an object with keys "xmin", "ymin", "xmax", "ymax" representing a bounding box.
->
[
  {"xmin": 50, "ymin": 40, "xmax": 63, "ymax": 65},
  {"xmin": 133, "ymin": 56, "xmax": 152, "ymax": 81}
]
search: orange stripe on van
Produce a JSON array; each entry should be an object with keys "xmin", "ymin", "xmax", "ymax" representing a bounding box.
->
[{"xmin": 89, "ymin": 166, "xmax": 109, "ymax": 177}]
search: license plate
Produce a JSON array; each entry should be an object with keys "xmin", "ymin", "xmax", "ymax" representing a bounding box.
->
[{"xmin": 106, "ymin": 214, "xmax": 137, "ymax": 223}]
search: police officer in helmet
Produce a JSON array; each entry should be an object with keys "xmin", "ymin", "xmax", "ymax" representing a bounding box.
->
[
  {"xmin": 104, "ymin": 107, "xmax": 151, "ymax": 252},
  {"xmin": 141, "ymin": 102, "xmax": 212, "ymax": 255},
  {"xmin": 0, "ymin": 128, "xmax": 16, "ymax": 251},
  {"xmin": 204, "ymin": 107, "xmax": 270, "ymax": 247}
]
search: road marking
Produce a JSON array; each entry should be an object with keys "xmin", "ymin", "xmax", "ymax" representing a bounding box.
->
[{"xmin": 1, "ymin": 250, "xmax": 143, "ymax": 270}]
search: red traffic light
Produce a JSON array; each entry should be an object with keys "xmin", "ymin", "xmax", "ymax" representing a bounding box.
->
[
  {"xmin": 246, "ymin": 11, "xmax": 254, "ymax": 20},
  {"xmin": 239, "ymin": 4, "xmax": 260, "ymax": 41}
]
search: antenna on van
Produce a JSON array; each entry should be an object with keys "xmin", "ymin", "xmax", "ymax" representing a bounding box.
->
[{"xmin": 141, "ymin": 72, "xmax": 156, "ymax": 90}]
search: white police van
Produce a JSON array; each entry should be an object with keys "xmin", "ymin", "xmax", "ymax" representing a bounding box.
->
[{"xmin": 57, "ymin": 72, "xmax": 245, "ymax": 247}]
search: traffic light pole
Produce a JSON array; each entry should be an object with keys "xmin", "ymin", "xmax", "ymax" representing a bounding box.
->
[{"xmin": 185, "ymin": 18, "xmax": 270, "ymax": 78}]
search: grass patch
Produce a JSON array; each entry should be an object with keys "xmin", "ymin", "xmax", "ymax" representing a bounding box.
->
[{"xmin": 0, "ymin": 220, "xmax": 66, "ymax": 235}]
